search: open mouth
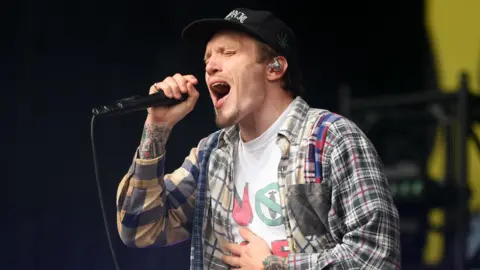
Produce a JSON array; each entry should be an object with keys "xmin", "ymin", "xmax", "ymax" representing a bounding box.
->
[{"xmin": 210, "ymin": 81, "xmax": 231, "ymax": 108}]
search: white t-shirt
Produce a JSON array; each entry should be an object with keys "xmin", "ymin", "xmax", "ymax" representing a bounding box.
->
[{"xmin": 231, "ymin": 101, "xmax": 294, "ymax": 258}]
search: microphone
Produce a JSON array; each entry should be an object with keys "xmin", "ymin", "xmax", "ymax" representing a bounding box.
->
[{"xmin": 92, "ymin": 91, "xmax": 188, "ymax": 117}]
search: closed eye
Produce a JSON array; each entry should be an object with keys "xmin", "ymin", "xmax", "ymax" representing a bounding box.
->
[{"xmin": 204, "ymin": 49, "xmax": 236, "ymax": 65}]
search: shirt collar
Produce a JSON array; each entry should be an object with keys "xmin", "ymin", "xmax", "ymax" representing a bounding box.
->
[{"xmin": 217, "ymin": 96, "xmax": 310, "ymax": 148}]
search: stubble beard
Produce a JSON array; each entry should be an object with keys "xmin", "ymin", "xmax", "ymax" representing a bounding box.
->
[{"xmin": 214, "ymin": 107, "xmax": 240, "ymax": 128}]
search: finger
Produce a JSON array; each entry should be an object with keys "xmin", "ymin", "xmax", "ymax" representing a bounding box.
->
[
  {"xmin": 156, "ymin": 82, "xmax": 173, "ymax": 98},
  {"xmin": 163, "ymin": 76, "xmax": 182, "ymax": 99},
  {"xmin": 150, "ymin": 83, "xmax": 159, "ymax": 95},
  {"xmin": 183, "ymin": 74, "xmax": 198, "ymax": 85},
  {"xmin": 238, "ymin": 227, "xmax": 256, "ymax": 242},
  {"xmin": 222, "ymin": 255, "xmax": 241, "ymax": 267},
  {"xmin": 185, "ymin": 82, "xmax": 199, "ymax": 108},
  {"xmin": 224, "ymin": 243, "xmax": 245, "ymax": 256},
  {"xmin": 173, "ymin": 73, "xmax": 188, "ymax": 94}
]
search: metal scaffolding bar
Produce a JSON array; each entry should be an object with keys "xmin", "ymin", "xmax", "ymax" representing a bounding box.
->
[
  {"xmin": 338, "ymin": 71, "xmax": 479, "ymax": 269},
  {"xmin": 454, "ymin": 72, "xmax": 469, "ymax": 270}
]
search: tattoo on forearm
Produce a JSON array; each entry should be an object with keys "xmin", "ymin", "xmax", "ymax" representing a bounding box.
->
[{"xmin": 139, "ymin": 123, "xmax": 171, "ymax": 159}]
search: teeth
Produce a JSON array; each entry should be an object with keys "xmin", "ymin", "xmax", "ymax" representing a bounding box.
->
[{"xmin": 212, "ymin": 82, "xmax": 228, "ymax": 87}]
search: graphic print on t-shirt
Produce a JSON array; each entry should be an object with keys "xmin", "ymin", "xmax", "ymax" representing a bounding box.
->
[
  {"xmin": 255, "ymin": 182, "xmax": 284, "ymax": 226},
  {"xmin": 231, "ymin": 101, "xmax": 296, "ymax": 258},
  {"xmin": 232, "ymin": 182, "xmax": 290, "ymax": 257},
  {"xmin": 232, "ymin": 183, "xmax": 253, "ymax": 226}
]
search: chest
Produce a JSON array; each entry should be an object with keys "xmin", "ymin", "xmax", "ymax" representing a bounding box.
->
[
  {"xmin": 203, "ymin": 138, "xmax": 307, "ymax": 249},
  {"xmin": 195, "ymin": 107, "xmax": 340, "ymax": 268}
]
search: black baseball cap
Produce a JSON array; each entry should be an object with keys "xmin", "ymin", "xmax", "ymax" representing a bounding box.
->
[{"xmin": 181, "ymin": 8, "xmax": 299, "ymax": 69}]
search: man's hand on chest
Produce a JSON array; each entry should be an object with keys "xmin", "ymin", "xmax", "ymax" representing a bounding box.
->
[{"xmin": 222, "ymin": 227, "xmax": 272, "ymax": 269}]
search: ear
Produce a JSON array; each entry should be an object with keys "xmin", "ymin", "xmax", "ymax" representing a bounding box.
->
[{"xmin": 266, "ymin": 56, "xmax": 288, "ymax": 82}]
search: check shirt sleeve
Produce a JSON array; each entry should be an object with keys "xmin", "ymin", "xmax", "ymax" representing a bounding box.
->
[
  {"xmin": 286, "ymin": 127, "xmax": 401, "ymax": 269},
  {"xmin": 116, "ymin": 144, "xmax": 202, "ymax": 248}
]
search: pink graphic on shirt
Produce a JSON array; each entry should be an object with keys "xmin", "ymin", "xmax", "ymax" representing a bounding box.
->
[
  {"xmin": 238, "ymin": 239, "xmax": 289, "ymax": 257},
  {"xmin": 271, "ymin": 239, "xmax": 290, "ymax": 257},
  {"xmin": 232, "ymin": 183, "xmax": 253, "ymax": 226}
]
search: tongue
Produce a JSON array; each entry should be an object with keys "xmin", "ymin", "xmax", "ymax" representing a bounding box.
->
[{"xmin": 215, "ymin": 93, "xmax": 229, "ymax": 108}]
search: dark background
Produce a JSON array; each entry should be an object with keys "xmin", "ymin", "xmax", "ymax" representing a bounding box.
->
[{"xmin": 8, "ymin": 0, "xmax": 434, "ymax": 269}]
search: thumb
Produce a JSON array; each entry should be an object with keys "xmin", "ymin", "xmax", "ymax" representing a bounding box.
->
[
  {"xmin": 239, "ymin": 227, "xmax": 256, "ymax": 242},
  {"xmin": 185, "ymin": 82, "xmax": 199, "ymax": 107}
]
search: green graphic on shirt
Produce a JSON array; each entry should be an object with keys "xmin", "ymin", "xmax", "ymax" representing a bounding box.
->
[{"xmin": 255, "ymin": 182, "xmax": 284, "ymax": 226}]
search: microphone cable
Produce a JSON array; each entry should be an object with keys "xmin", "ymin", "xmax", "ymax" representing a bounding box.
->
[
  {"xmin": 89, "ymin": 91, "xmax": 185, "ymax": 270},
  {"xmin": 90, "ymin": 114, "xmax": 121, "ymax": 270}
]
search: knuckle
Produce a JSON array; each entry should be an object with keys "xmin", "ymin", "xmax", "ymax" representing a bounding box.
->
[
  {"xmin": 176, "ymin": 76, "xmax": 187, "ymax": 86},
  {"xmin": 164, "ymin": 81, "xmax": 175, "ymax": 90},
  {"xmin": 163, "ymin": 76, "xmax": 173, "ymax": 83},
  {"xmin": 162, "ymin": 85, "xmax": 171, "ymax": 93}
]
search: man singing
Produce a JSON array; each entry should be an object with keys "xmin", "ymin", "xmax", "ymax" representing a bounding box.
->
[{"xmin": 116, "ymin": 8, "xmax": 401, "ymax": 270}]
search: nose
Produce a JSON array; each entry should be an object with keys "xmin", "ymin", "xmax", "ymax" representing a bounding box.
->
[{"xmin": 205, "ymin": 57, "xmax": 221, "ymax": 76}]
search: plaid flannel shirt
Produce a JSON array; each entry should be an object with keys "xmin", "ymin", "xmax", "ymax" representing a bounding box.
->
[{"xmin": 116, "ymin": 97, "xmax": 401, "ymax": 269}]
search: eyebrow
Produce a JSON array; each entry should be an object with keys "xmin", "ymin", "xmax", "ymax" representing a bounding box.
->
[
  {"xmin": 204, "ymin": 41, "xmax": 241, "ymax": 63},
  {"xmin": 204, "ymin": 47, "xmax": 225, "ymax": 63}
]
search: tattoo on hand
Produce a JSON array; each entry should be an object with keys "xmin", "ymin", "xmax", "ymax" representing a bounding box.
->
[
  {"xmin": 139, "ymin": 123, "xmax": 171, "ymax": 159},
  {"xmin": 263, "ymin": 255, "xmax": 288, "ymax": 270}
]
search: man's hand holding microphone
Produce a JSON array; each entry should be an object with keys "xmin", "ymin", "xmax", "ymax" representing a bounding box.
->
[
  {"xmin": 147, "ymin": 73, "xmax": 200, "ymax": 128},
  {"xmin": 138, "ymin": 73, "xmax": 199, "ymax": 160}
]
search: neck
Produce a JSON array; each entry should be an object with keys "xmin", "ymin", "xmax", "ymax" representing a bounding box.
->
[{"xmin": 238, "ymin": 89, "xmax": 294, "ymax": 142}]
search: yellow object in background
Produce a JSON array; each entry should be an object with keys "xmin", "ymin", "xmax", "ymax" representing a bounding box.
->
[{"xmin": 424, "ymin": 0, "xmax": 480, "ymax": 265}]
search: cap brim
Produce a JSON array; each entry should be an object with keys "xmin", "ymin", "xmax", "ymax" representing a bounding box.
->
[{"xmin": 181, "ymin": 18, "xmax": 265, "ymax": 45}]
